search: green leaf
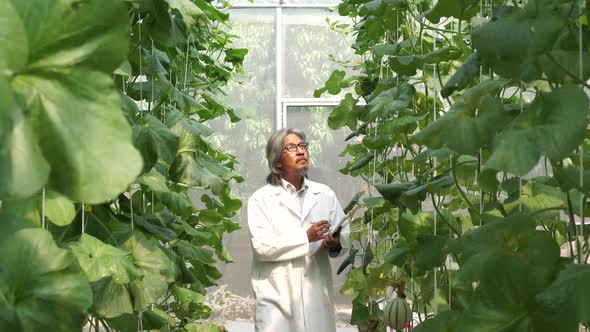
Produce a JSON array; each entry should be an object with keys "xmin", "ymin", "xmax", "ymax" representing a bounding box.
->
[
  {"xmin": 458, "ymin": 255, "xmax": 563, "ymax": 332},
  {"xmin": 414, "ymin": 80, "xmax": 513, "ymax": 155},
  {"xmin": 537, "ymin": 264, "xmax": 590, "ymax": 323},
  {"xmin": 314, "ymin": 69, "xmax": 346, "ymax": 97},
  {"xmin": 415, "ymin": 234, "xmax": 448, "ymax": 271},
  {"xmin": 554, "ymin": 166, "xmax": 590, "ymax": 195},
  {"xmin": 10, "ymin": 0, "xmax": 128, "ymax": 72},
  {"xmin": 441, "ymin": 52, "xmax": 481, "ymax": 98},
  {"xmin": 0, "ymin": 227, "xmax": 92, "ymax": 332},
  {"xmin": 389, "ymin": 47, "xmax": 461, "ymax": 76},
  {"xmin": 133, "ymin": 113, "xmax": 179, "ymax": 172},
  {"xmin": 503, "ymin": 180, "xmax": 564, "ymax": 216},
  {"xmin": 413, "ymin": 310, "xmax": 460, "ymax": 332},
  {"xmin": 44, "ymin": 190, "xmax": 75, "ymax": 226},
  {"xmin": 327, "ymin": 93, "xmax": 358, "ymax": 130},
  {"xmin": 12, "ymin": 69, "xmax": 144, "ymax": 203},
  {"xmin": 224, "ymin": 48, "xmax": 248, "ymax": 65},
  {"xmin": 384, "ymin": 241, "xmax": 411, "ymax": 267},
  {"xmin": 137, "ymin": 168, "xmax": 169, "ymax": 193},
  {"xmin": 158, "ymin": 191, "xmax": 194, "ymax": 217},
  {"xmin": 486, "ymin": 85, "xmax": 589, "ymax": 175},
  {"xmin": 163, "ymin": 0, "xmax": 206, "ymax": 28},
  {"xmin": 424, "ymin": 0, "xmax": 481, "ymax": 23},
  {"xmin": 472, "ymin": 6, "xmax": 565, "ymax": 81},
  {"xmin": 170, "ymin": 151, "xmax": 239, "ymax": 194},
  {"xmin": 71, "ymin": 234, "xmax": 143, "ymax": 284},
  {"xmin": 134, "ymin": 213, "xmax": 179, "ymax": 241},
  {"xmin": 450, "ymin": 214, "xmax": 560, "ymax": 284},
  {"xmin": 0, "ymin": 0, "xmax": 27, "ymax": 73},
  {"xmin": 366, "ymin": 84, "xmax": 416, "ymax": 121},
  {"xmin": 107, "ymin": 308, "xmax": 176, "ymax": 332},
  {"xmin": 185, "ymin": 322, "xmax": 227, "ymax": 332},
  {"xmin": 121, "ymin": 232, "xmax": 176, "ymax": 311},
  {"xmin": 0, "ymin": 103, "xmax": 49, "ymax": 200},
  {"xmin": 175, "ymin": 240, "xmax": 216, "ymax": 264},
  {"xmin": 171, "ymin": 285, "xmax": 206, "ymax": 319},
  {"xmin": 6, "ymin": 0, "xmax": 143, "ymax": 205}
]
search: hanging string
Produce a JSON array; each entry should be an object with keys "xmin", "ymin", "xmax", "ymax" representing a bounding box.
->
[
  {"xmin": 477, "ymin": 0, "xmax": 485, "ymax": 221},
  {"xmin": 183, "ymin": 36, "xmax": 191, "ymax": 92},
  {"xmin": 138, "ymin": 309, "xmax": 144, "ymax": 332},
  {"xmin": 41, "ymin": 187, "xmax": 46, "ymax": 229},
  {"xmin": 138, "ymin": 14, "xmax": 143, "ymax": 118},
  {"xmin": 130, "ymin": 192, "xmax": 134, "ymax": 230},
  {"xmin": 432, "ymin": 32, "xmax": 439, "ymax": 315},
  {"xmin": 519, "ymin": 87, "xmax": 524, "ymax": 212},
  {"xmin": 578, "ymin": 0, "xmax": 585, "ymax": 264},
  {"xmin": 81, "ymin": 202, "xmax": 86, "ymax": 233}
]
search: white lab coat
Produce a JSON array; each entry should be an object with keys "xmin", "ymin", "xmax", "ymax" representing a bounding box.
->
[{"xmin": 247, "ymin": 179, "xmax": 350, "ymax": 332}]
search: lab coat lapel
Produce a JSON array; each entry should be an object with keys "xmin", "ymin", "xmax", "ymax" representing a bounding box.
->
[
  {"xmin": 278, "ymin": 191, "xmax": 301, "ymax": 219},
  {"xmin": 301, "ymin": 183, "xmax": 320, "ymax": 222}
]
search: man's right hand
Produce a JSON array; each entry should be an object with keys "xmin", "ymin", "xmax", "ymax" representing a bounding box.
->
[{"xmin": 307, "ymin": 220, "xmax": 330, "ymax": 242}]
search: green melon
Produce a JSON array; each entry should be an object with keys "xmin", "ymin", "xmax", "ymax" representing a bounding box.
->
[{"xmin": 383, "ymin": 297, "xmax": 411, "ymax": 331}]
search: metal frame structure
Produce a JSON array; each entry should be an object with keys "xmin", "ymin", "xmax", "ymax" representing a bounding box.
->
[{"xmin": 224, "ymin": 1, "xmax": 345, "ymax": 130}]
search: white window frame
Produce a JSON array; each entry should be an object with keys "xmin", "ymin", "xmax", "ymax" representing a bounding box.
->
[{"xmin": 223, "ymin": 2, "xmax": 346, "ymax": 130}]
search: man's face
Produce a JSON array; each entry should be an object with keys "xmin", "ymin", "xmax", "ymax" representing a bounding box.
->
[{"xmin": 278, "ymin": 133, "xmax": 309, "ymax": 176}]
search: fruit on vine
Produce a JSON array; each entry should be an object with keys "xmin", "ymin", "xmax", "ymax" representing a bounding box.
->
[{"xmin": 383, "ymin": 297, "xmax": 411, "ymax": 331}]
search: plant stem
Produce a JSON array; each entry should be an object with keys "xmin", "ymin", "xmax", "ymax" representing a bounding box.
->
[
  {"xmin": 566, "ymin": 191, "xmax": 578, "ymax": 261},
  {"xmin": 546, "ymin": 53, "xmax": 590, "ymax": 89},
  {"xmin": 431, "ymin": 195, "xmax": 461, "ymax": 237}
]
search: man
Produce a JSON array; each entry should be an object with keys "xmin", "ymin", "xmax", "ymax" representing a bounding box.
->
[{"xmin": 247, "ymin": 128, "xmax": 350, "ymax": 332}]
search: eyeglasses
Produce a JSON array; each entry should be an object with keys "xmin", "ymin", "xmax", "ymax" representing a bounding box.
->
[{"xmin": 283, "ymin": 142, "xmax": 309, "ymax": 153}]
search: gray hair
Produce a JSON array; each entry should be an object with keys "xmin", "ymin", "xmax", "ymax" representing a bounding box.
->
[{"xmin": 266, "ymin": 128, "xmax": 307, "ymax": 185}]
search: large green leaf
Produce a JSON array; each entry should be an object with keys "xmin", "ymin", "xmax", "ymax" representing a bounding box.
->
[
  {"xmin": 0, "ymin": 227, "xmax": 92, "ymax": 332},
  {"xmin": 471, "ymin": 4, "xmax": 566, "ymax": 81},
  {"xmin": 450, "ymin": 214, "xmax": 560, "ymax": 284},
  {"xmin": 13, "ymin": 69, "xmax": 143, "ymax": 203},
  {"xmin": 70, "ymin": 234, "xmax": 143, "ymax": 284},
  {"xmin": 503, "ymin": 180, "xmax": 564, "ymax": 216},
  {"xmin": 44, "ymin": 190, "xmax": 75, "ymax": 226},
  {"xmin": 106, "ymin": 308, "xmax": 176, "ymax": 332},
  {"xmin": 366, "ymin": 84, "xmax": 415, "ymax": 121},
  {"xmin": 137, "ymin": 168, "xmax": 169, "ymax": 193},
  {"xmin": 9, "ymin": 0, "xmax": 128, "ymax": 72},
  {"xmin": 164, "ymin": 0, "xmax": 206, "ymax": 28},
  {"xmin": 415, "ymin": 234, "xmax": 448, "ymax": 271},
  {"xmin": 441, "ymin": 52, "xmax": 481, "ymax": 98},
  {"xmin": 0, "ymin": 100, "xmax": 49, "ymax": 199},
  {"xmin": 122, "ymin": 232, "xmax": 177, "ymax": 311},
  {"xmin": 413, "ymin": 310, "xmax": 460, "ymax": 332},
  {"xmin": 328, "ymin": 93, "xmax": 359, "ymax": 130},
  {"xmin": 424, "ymin": 0, "xmax": 481, "ymax": 23},
  {"xmin": 171, "ymin": 285, "xmax": 206, "ymax": 319},
  {"xmin": 91, "ymin": 231, "xmax": 177, "ymax": 317},
  {"xmin": 3, "ymin": 0, "xmax": 143, "ymax": 203},
  {"xmin": 0, "ymin": 0, "xmax": 27, "ymax": 73},
  {"xmin": 537, "ymin": 264, "xmax": 590, "ymax": 323},
  {"xmin": 170, "ymin": 151, "xmax": 240, "ymax": 194},
  {"xmin": 457, "ymin": 255, "xmax": 564, "ymax": 332},
  {"xmin": 133, "ymin": 113, "xmax": 179, "ymax": 172},
  {"xmin": 485, "ymin": 85, "xmax": 589, "ymax": 175},
  {"xmin": 389, "ymin": 47, "xmax": 461, "ymax": 76},
  {"xmin": 414, "ymin": 80, "xmax": 514, "ymax": 155}
]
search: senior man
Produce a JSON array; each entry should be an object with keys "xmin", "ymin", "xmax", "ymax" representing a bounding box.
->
[{"xmin": 247, "ymin": 128, "xmax": 350, "ymax": 332}]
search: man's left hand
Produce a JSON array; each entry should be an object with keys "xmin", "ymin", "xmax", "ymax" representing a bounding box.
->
[{"xmin": 322, "ymin": 226, "xmax": 342, "ymax": 250}]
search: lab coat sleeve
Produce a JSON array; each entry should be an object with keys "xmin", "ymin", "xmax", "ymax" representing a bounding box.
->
[
  {"xmin": 247, "ymin": 196, "xmax": 310, "ymax": 262},
  {"xmin": 328, "ymin": 190, "xmax": 350, "ymax": 258}
]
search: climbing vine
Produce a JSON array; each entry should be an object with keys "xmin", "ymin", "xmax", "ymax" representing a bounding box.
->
[
  {"xmin": 0, "ymin": 0, "xmax": 246, "ymax": 331},
  {"xmin": 317, "ymin": 0, "xmax": 590, "ymax": 330}
]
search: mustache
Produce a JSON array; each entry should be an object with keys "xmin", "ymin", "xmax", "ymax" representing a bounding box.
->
[{"xmin": 296, "ymin": 157, "xmax": 308, "ymax": 162}]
